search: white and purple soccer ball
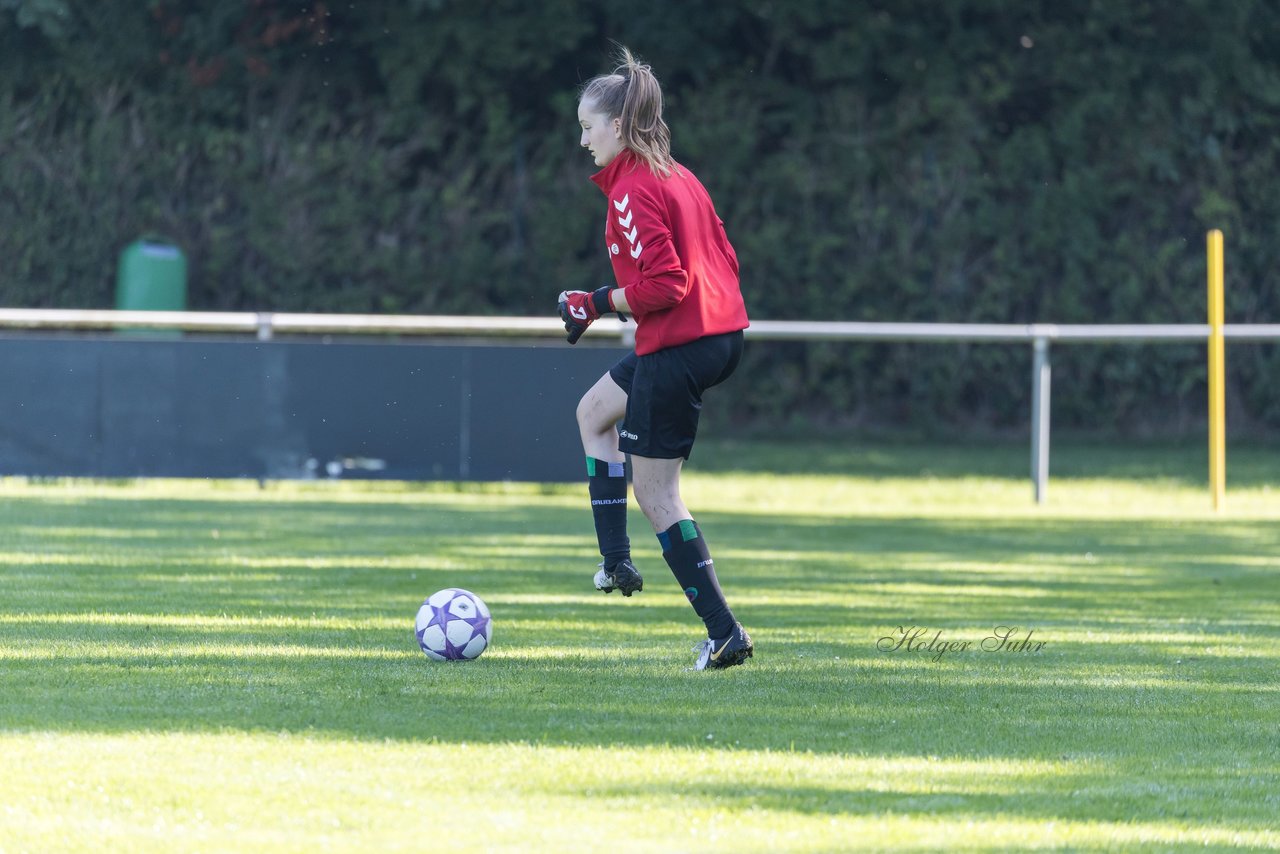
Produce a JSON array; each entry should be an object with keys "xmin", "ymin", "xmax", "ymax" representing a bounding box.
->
[{"xmin": 414, "ymin": 588, "xmax": 492, "ymax": 661}]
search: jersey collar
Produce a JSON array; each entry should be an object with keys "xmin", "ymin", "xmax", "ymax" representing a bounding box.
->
[{"xmin": 589, "ymin": 149, "xmax": 640, "ymax": 195}]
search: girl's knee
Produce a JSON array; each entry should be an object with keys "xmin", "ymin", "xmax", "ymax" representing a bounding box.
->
[
  {"xmin": 577, "ymin": 389, "xmax": 618, "ymax": 435},
  {"xmin": 633, "ymin": 481, "xmax": 682, "ymax": 515},
  {"xmin": 575, "ymin": 393, "xmax": 593, "ymax": 429},
  {"xmin": 576, "ymin": 394, "xmax": 605, "ymax": 435}
]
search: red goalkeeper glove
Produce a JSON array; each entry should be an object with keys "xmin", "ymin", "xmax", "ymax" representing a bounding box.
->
[{"xmin": 557, "ymin": 287, "xmax": 625, "ymax": 344}]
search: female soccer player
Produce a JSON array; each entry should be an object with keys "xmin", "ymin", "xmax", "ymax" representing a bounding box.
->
[{"xmin": 557, "ymin": 47, "xmax": 753, "ymax": 670}]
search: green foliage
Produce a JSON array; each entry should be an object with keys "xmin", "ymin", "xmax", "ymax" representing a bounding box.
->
[
  {"xmin": 2, "ymin": 0, "xmax": 1278, "ymax": 431},
  {"xmin": 0, "ymin": 0, "xmax": 69, "ymax": 37}
]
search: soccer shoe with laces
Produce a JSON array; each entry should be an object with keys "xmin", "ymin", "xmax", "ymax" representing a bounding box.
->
[
  {"xmin": 593, "ymin": 558, "xmax": 644, "ymax": 596},
  {"xmin": 692, "ymin": 622, "xmax": 753, "ymax": 671}
]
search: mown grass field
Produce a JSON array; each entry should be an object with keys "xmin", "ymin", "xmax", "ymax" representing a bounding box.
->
[{"xmin": 1, "ymin": 440, "xmax": 1278, "ymax": 852}]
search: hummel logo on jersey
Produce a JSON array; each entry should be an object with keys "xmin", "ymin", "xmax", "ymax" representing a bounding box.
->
[{"xmin": 611, "ymin": 194, "xmax": 643, "ymax": 260}]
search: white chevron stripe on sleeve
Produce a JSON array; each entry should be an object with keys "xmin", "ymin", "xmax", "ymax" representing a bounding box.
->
[
  {"xmin": 613, "ymin": 194, "xmax": 629, "ymax": 212},
  {"xmin": 630, "ymin": 242, "xmax": 642, "ymax": 259},
  {"xmin": 624, "ymin": 226, "xmax": 638, "ymax": 244},
  {"xmin": 616, "ymin": 210, "xmax": 633, "ymax": 228}
]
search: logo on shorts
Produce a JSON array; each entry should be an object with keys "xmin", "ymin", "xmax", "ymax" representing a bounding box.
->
[{"xmin": 620, "ymin": 430, "xmax": 639, "ymax": 441}]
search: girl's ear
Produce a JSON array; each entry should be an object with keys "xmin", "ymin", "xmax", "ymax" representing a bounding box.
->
[{"xmin": 612, "ymin": 117, "xmax": 622, "ymax": 139}]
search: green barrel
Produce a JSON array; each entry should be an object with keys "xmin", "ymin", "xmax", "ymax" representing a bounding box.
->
[
  {"xmin": 116, "ymin": 239, "xmax": 187, "ymax": 312},
  {"xmin": 115, "ymin": 239, "xmax": 187, "ymax": 336}
]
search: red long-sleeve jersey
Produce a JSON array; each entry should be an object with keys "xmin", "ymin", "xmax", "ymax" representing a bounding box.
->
[{"xmin": 590, "ymin": 150, "xmax": 749, "ymax": 356}]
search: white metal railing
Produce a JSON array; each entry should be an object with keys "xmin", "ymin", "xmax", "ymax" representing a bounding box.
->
[
  {"xmin": 2, "ymin": 308, "xmax": 1277, "ymax": 343},
  {"xmin": 2, "ymin": 308, "xmax": 1277, "ymax": 503}
]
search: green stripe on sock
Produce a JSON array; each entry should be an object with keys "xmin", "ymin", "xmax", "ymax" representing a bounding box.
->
[
  {"xmin": 678, "ymin": 519, "xmax": 698, "ymax": 542},
  {"xmin": 585, "ymin": 456, "xmax": 596, "ymax": 477}
]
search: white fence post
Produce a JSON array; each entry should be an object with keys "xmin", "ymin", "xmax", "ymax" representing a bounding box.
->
[{"xmin": 1031, "ymin": 336, "xmax": 1051, "ymax": 505}]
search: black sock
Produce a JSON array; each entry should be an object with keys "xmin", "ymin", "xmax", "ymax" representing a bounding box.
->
[
  {"xmin": 587, "ymin": 456, "xmax": 630, "ymax": 566},
  {"xmin": 658, "ymin": 519, "xmax": 735, "ymax": 639}
]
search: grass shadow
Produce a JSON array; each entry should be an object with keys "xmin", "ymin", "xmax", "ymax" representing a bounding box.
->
[{"xmin": 695, "ymin": 437, "xmax": 1280, "ymax": 487}]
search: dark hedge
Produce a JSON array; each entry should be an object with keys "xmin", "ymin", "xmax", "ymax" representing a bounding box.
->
[{"xmin": 3, "ymin": 0, "xmax": 1278, "ymax": 434}]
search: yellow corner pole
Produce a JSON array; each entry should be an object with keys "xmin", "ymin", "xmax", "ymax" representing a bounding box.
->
[{"xmin": 1207, "ymin": 229, "xmax": 1226, "ymax": 511}]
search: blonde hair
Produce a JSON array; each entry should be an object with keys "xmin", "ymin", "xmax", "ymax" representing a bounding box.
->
[{"xmin": 580, "ymin": 46, "xmax": 674, "ymax": 178}]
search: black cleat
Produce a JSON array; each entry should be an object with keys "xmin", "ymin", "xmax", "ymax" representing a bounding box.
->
[
  {"xmin": 693, "ymin": 623, "xmax": 753, "ymax": 671},
  {"xmin": 593, "ymin": 558, "xmax": 644, "ymax": 597}
]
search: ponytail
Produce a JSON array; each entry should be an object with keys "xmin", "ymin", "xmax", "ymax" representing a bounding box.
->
[{"xmin": 580, "ymin": 46, "xmax": 675, "ymax": 177}]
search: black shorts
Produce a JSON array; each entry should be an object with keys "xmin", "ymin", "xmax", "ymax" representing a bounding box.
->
[{"xmin": 608, "ymin": 330, "xmax": 744, "ymax": 460}]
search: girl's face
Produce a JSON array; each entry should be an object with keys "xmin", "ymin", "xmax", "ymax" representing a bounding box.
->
[{"xmin": 578, "ymin": 100, "xmax": 623, "ymax": 168}]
